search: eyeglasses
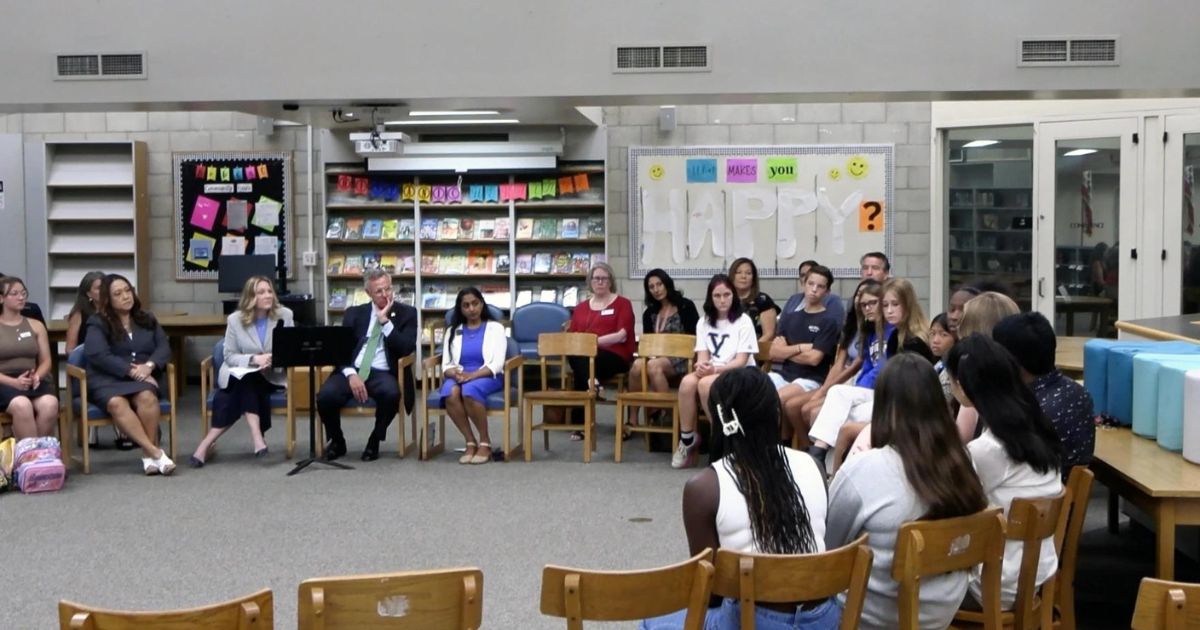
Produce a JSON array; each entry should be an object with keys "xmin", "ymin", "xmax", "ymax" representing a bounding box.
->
[
  {"xmin": 591, "ymin": 276, "xmax": 611, "ymax": 283},
  {"xmin": 859, "ymin": 298, "xmax": 880, "ymax": 308},
  {"xmin": 5, "ymin": 290, "xmax": 28, "ymax": 298}
]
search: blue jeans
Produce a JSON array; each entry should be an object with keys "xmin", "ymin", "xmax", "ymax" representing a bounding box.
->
[{"xmin": 640, "ymin": 597, "xmax": 843, "ymax": 630}]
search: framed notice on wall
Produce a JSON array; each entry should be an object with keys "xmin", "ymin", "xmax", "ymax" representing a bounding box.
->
[
  {"xmin": 628, "ymin": 145, "xmax": 893, "ymax": 279},
  {"xmin": 173, "ymin": 152, "xmax": 291, "ymax": 280}
]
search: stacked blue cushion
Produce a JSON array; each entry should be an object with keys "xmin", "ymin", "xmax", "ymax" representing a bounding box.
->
[
  {"xmin": 1103, "ymin": 342, "xmax": 1200, "ymax": 426},
  {"xmin": 1156, "ymin": 360, "xmax": 1200, "ymax": 452},
  {"xmin": 1131, "ymin": 354, "xmax": 1200, "ymax": 441},
  {"xmin": 1085, "ymin": 339, "xmax": 1148, "ymax": 415},
  {"xmin": 1184, "ymin": 371, "xmax": 1200, "ymax": 464}
]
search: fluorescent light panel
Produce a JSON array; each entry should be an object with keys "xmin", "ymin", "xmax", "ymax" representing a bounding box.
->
[
  {"xmin": 962, "ymin": 140, "xmax": 1000, "ymax": 148},
  {"xmin": 407, "ymin": 110, "xmax": 501, "ymax": 117},
  {"xmin": 1063, "ymin": 149, "xmax": 1097, "ymax": 156},
  {"xmin": 385, "ymin": 118, "xmax": 520, "ymax": 126}
]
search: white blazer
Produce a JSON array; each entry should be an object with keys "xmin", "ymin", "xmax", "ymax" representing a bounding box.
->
[
  {"xmin": 441, "ymin": 320, "xmax": 507, "ymax": 378},
  {"xmin": 218, "ymin": 306, "xmax": 294, "ymax": 389}
]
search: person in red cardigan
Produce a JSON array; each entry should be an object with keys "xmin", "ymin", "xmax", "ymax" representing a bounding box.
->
[{"xmin": 556, "ymin": 262, "xmax": 635, "ymax": 437}]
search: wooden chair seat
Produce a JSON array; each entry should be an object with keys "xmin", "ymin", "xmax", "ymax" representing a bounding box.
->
[
  {"xmin": 59, "ymin": 588, "xmax": 272, "ymax": 629},
  {"xmin": 524, "ymin": 390, "xmax": 597, "ymax": 403},
  {"xmin": 617, "ymin": 391, "xmax": 679, "ymax": 404},
  {"xmin": 298, "ymin": 567, "xmax": 482, "ymax": 629}
]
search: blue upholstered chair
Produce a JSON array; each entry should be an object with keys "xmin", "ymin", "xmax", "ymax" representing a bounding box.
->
[
  {"xmin": 511, "ymin": 302, "xmax": 571, "ymax": 363},
  {"xmin": 421, "ymin": 306, "xmax": 524, "ymax": 461},
  {"xmin": 199, "ymin": 339, "xmax": 296, "ymax": 457},
  {"xmin": 64, "ymin": 346, "xmax": 177, "ymax": 474}
]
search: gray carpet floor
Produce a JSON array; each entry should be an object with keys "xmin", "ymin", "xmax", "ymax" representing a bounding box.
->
[{"xmin": 1, "ymin": 388, "xmax": 1192, "ymax": 629}]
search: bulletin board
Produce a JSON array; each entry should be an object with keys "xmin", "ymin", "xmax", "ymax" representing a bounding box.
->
[
  {"xmin": 629, "ymin": 145, "xmax": 893, "ymax": 279},
  {"xmin": 173, "ymin": 152, "xmax": 291, "ymax": 279}
]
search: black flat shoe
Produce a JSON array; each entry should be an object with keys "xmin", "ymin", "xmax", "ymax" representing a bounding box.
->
[
  {"xmin": 188, "ymin": 455, "xmax": 205, "ymax": 468},
  {"xmin": 254, "ymin": 447, "xmax": 269, "ymax": 458},
  {"xmin": 360, "ymin": 443, "xmax": 380, "ymax": 462},
  {"xmin": 323, "ymin": 440, "xmax": 347, "ymax": 461}
]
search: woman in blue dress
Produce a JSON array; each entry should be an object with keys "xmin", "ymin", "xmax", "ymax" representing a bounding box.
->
[{"xmin": 440, "ymin": 288, "xmax": 506, "ymax": 464}]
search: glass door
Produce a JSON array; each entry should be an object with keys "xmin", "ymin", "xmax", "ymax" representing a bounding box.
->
[
  {"xmin": 1163, "ymin": 114, "xmax": 1200, "ymax": 315},
  {"xmin": 1035, "ymin": 119, "xmax": 1137, "ymax": 337}
]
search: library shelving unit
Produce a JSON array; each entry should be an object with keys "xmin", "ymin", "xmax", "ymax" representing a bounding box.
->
[
  {"xmin": 946, "ymin": 186, "xmax": 1033, "ymax": 303},
  {"xmin": 320, "ymin": 162, "xmax": 606, "ymax": 344},
  {"xmin": 27, "ymin": 141, "xmax": 149, "ymax": 319}
]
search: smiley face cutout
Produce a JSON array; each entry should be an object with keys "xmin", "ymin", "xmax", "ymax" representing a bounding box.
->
[
  {"xmin": 827, "ymin": 167, "xmax": 842, "ymax": 181},
  {"xmin": 649, "ymin": 164, "xmax": 665, "ymax": 180},
  {"xmin": 846, "ymin": 156, "xmax": 869, "ymax": 179}
]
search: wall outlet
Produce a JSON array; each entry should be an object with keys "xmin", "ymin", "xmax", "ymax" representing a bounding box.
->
[{"xmin": 301, "ymin": 251, "xmax": 317, "ymax": 266}]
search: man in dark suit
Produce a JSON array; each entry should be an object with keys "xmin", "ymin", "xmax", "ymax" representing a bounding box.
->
[{"xmin": 317, "ymin": 268, "xmax": 417, "ymax": 461}]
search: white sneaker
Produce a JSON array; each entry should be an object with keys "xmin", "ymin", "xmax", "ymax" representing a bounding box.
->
[
  {"xmin": 155, "ymin": 452, "xmax": 176, "ymax": 476},
  {"xmin": 670, "ymin": 438, "xmax": 699, "ymax": 469},
  {"xmin": 142, "ymin": 457, "xmax": 160, "ymax": 476}
]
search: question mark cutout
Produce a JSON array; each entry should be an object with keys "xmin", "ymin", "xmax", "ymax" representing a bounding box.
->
[{"xmin": 858, "ymin": 200, "xmax": 884, "ymax": 232}]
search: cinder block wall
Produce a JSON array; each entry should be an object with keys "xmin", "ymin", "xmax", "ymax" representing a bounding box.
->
[{"xmin": 603, "ymin": 102, "xmax": 933, "ymax": 331}]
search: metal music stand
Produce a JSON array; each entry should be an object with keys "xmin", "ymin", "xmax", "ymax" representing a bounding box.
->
[{"xmin": 273, "ymin": 326, "xmax": 357, "ymax": 476}]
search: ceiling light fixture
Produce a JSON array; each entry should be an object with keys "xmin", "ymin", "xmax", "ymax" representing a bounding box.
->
[
  {"xmin": 407, "ymin": 110, "xmax": 502, "ymax": 117},
  {"xmin": 1063, "ymin": 149, "xmax": 1098, "ymax": 157},
  {"xmin": 962, "ymin": 140, "xmax": 1000, "ymax": 148},
  {"xmin": 385, "ymin": 118, "xmax": 520, "ymax": 126}
]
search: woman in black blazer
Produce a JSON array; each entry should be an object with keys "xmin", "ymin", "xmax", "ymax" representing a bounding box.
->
[
  {"xmin": 625, "ymin": 269, "xmax": 699, "ymax": 432},
  {"xmin": 84, "ymin": 274, "xmax": 173, "ymax": 475}
]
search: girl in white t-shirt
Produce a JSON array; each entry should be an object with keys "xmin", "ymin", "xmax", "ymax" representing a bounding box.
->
[{"xmin": 674, "ymin": 274, "xmax": 758, "ymax": 469}]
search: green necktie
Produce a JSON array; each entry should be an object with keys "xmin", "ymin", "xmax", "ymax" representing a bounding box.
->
[{"xmin": 358, "ymin": 320, "xmax": 382, "ymax": 380}]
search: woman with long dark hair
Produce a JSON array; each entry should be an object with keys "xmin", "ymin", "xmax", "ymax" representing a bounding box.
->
[
  {"xmin": 84, "ymin": 274, "xmax": 174, "ymax": 475},
  {"xmin": 642, "ymin": 367, "xmax": 836, "ymax": 629},
  {"xmin": 729, "ymin": 257, "xmax": 780, "ymax": 343},
  {"xmin": 825, "ymin": 353, "xmax": 987, "ymax": 630},
  {"xmin": 625, "ymin": 269, "xmax": 699, "ymax": 432},
  {"xmin": 65, "ymin": 271, "xmax": 105, "ymax": 352},
  {"xmin": 945, "ymin": 334, "xmax": 1062, "ymax": 611},
  {"xmin": 673, "ymin": 274, "xmax": 758, "ymax": 469},
  {"xmin": 439, "ymin": 287, "xmax": 506, "ymax": 464}
]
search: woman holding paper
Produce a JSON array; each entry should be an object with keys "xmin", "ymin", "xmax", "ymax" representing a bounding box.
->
[{"xmin": 190, "ymin": 276, "xmax": 293, "ymax": 467}]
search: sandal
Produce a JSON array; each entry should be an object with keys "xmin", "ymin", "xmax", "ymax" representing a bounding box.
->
[
  {"xmin": 459, "ymin": 442, "xmax": 477, "ymax": 465},
  {"xmin": 570, "ymin": 431, "xmax": 585, "ymax": 442},
  {"xmin": 622, "ymin": 423, "xmax": 635, "ymax": 441},
  {"xmin": 470, "ymin": 442, "xmax": 492, "ymax": 465}
]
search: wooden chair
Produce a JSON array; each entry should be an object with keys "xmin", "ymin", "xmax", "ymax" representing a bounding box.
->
[
  {"xmin": 892, "ymin": 507, "xmax": 1006, "ymax": 630},
  {"xmin": 1132, "ymin": 577, "xmax": 1200, "ymax": 629},
  {"xmin": 614, "ymin": 333, "xmax": 694, "ymax": 463},
  {"xmin": 421, "ymin": 336, "xmax": 524, "ymax": 461},
  {"xmin": 199, "ymin": 339, "xmax": 296, "ymax": 457},
  {"xmin": 64, "ymin": 346, "xmax": 177, "ymax": 474},
  {"xmin": 955, "ymin": 490, "xmax": 1068, "ymax": 630},
  {"xmin": 1053, "ymin": 466, "xmax": 1095, "ymax": 630},
  {"xmin": 58, "ymin": 588, "xmax": 272, "ymax": 629},
  {"xmin": 523, "ymin": 332, "xmax": 598, "ymax": 463},
  {"xmin": 298, "ymin": 568, "xmax": 482, "ymax": 630},
  {"xmin": 711, "ymin": 535, "xmax": 873, "ymax": 630},
  {"xmin": 0, "ymin": 407, "xmax": 71, "ymax": 462},
  {"xmin": 755, "ymin": 339, "xmax": 772, "ymax": 374},
  {"xmin": 289, "ymin": 354, "xmax": 416, "ymax": 458},
  {"xmin": 539, "ymin": 549, "xmax": 715, "ymax": 630}
]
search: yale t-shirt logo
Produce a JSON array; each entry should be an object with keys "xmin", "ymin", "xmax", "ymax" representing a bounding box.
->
[
  {"xmin": 708, "ymin": 332, "xmax": 729, "ymax": 356},
  {"xmin": 807, "ymin": 325, "xmax": 821, "ymax": 333}
]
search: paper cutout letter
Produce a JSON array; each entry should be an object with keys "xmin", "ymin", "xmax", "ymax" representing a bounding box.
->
[
  {"xmin": 416, "ymin": 185, "xmax": 432, "ymax": 203},
  {"xmin": 206, "ymin": 167, "xmax": 218, "ymax": 181},
  {"xmin": 776, "ymin": 188, "xmax": 820, "ymax": 258},
  {"xmin": 219, "ymin": 167, "xmax": 231, "ymax": 182},
  {"xmin": 559, "ymin": 176, "xmax": 575, "ymax": 195},
  {"xmin": 529, "ymin": 181, "xmax": 543, "ymax": 200},
  {"xmin": 573, "ymin": 173, "xmax": 589, "ymax": 192},
  {"xmin": 731, "ymin": 188, "xmax": 777, "ymax": 259},
  {"xmin": 484, "ymin": 185, "xmax": 499, "ymax": 202},
  {"xmin": 640, "ymin": 188, "xmax": 688, "ymax": 266},
  {"xmin": 542, "ymin": 178, "xmax": 557, "ymax": 197},
  {"xmin": 817, "ymin": 189, "xmax": 864, "ymax": 255},
  {"xmin": 859, "ymin": 200, "xmax": 885, "ymax": 232},
  {"xmin": 688, "ymin": 189, "xmax": 727, "ymax": 259}
]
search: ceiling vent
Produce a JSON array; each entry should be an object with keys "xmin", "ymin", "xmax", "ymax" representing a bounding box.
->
[
  {"xmin": 1018, "ymin": 37, "xmax": 1118, "ymax": 67},
  {"xmin": 613, "ymin": 44, "xmax": 710, "ymax": 73},
  {"xmin": 55, "ymin": 52, "xmax": 147, "ymax": 80}
]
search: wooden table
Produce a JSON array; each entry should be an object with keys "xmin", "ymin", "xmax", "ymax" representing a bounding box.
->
[
  {"xmin": 1055, "ymin": 335, "xmax": 1088, "ymax": 379},
  {"xmin": 1091, "ymin": 427, "xmax": 1200, "ymax": 579},
  {"xmin": 48, "ymin": 313, "xmax": 228, "ymax": 385},
  {"xmin": 1055, "ymin": 295, "xmax": 1114, "ymax": 336}
]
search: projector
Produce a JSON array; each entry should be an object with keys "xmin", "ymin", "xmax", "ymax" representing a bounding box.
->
[{"xmin": 349, "ymin": 130, "xmax": 412, "ymax": 157}]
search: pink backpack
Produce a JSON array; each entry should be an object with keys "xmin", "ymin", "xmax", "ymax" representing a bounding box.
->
[{"xmin": 13, "ymin": 437, "xmax": 66, "ymax": 493}]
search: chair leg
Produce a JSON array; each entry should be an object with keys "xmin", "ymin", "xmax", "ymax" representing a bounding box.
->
[
  {"xmin": 523, "ymin": 401, "xmax": 534, "ymax": 462},
  {"xmin": 286, "ymin": 405, "xmax": 295, "ymax": 460},
  {"xmin": 81, "ymin": 422, "xmax": 91, "ymax": 475},
  {"xmin": 420, "ymin": 410, "xmax": 430, "ymax": 460},
  {"xmin": 583, "ymin": 404, "xmax": 593, "ymax": 464},
  {"xmin": 57, "ymin": 411, "xmax": 70, "ymax": 465},
  {"xmin": 614, "ymin": 401, "xmax": 625, "ymax": 463}
]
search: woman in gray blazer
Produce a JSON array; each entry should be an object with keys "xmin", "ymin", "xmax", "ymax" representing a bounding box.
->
[{"xmin": 190, "ymin": 276, "xmax": 293, "ymax": 467}]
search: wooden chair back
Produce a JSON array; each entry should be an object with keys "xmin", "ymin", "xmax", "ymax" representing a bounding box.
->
[
  {"xmin": 1006, "ymin": 490, "xmax": 1068, "ymax": 629},
  {"xmin": 298, "ymin": 568, "xmax": 482, "ymax": 630},
  {"xmin": 537, "ymin": 332, "xmax": 598, "ymax": 390},
  {"xmin": 58, "ymin": 589, "xmax": 273, "ymax": 629},
  {"xmin": 540, "ymin": 549, "xmax": 714, "ymax": 630},
  {"xmin": 712, "ymin": 535, "xmax": 873, "ymax": 630},
  {"xmin": 635, "ymin": 333, "xmax": 695, "ymax": 388},
  {"xmin": 893, "ymin": 507, "xmax": 1005, "ymax": 630},
  {"xmin": 1132, "ymin": 578, "xmax": 1200, "ymax": 630},
  {"xmin": 755, "ymin": 340, "xmax": 772, "ymax": 373},
  {"xmin": 1053, "ymin": 466, "xmax": 1094, "ymax": 630}
]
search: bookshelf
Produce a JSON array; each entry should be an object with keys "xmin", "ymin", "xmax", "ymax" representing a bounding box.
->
[
  {"xmin": 320, "ymin": 162, "xmax": 606, "ymax": 343},
  {"xmin": 28, "ymin": 141, "xmax": 149, "ymax": 319},
  {"xmin": 946, "ymin": 186, "xmax": 1033, "ymax": 302}
]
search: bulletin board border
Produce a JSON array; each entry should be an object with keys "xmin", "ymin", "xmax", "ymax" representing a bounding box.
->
[
  {"xmin": 628, "ymin": 144, "xmax": 894, "ymax": 280},
  {"xmin": 173, "ymin": 151, "xmax": 292, "ymax": 281}
]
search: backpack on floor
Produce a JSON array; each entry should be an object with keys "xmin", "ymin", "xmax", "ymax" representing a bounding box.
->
[{"xmin": 13, "ymin": 436, "xmax": 66, "ymax": 494}]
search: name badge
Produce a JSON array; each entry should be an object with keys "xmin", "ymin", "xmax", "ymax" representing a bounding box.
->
[
  {"xmin": 17, "ymin": 331, "xmax": 32, "ymax": 340},
  {"xmin": 601, "ymin": 309, "xmax": 615, "ymax": 316}
]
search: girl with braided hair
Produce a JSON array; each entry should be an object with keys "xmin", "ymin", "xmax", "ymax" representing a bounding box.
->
[{"xmin": 642, "ymin": 367, "xmax": 838, "ymax": 630}]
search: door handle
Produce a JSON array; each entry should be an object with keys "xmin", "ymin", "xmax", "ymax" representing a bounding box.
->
[{"xmin": 1038, "ymin": 278, "xmax": 1045, "ymax": 298}]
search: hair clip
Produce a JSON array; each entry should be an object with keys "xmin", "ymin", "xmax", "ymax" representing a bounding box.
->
[{"xmin": 716, "ymin": 403, "xmax": 744, "ymax": 437}]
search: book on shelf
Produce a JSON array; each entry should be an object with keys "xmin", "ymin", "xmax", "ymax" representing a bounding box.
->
[
  {"xmin": 420, "ymin": 253, "xmax": 439, "ymax": 274},
  {"xmin": 419, "ymin": 218, "xmax": 438, "ymax": 240},
  {"xmin": 438, "ymin": 218, "xmax": 460, "ymax": 240},
  {"xmin": 552, "ymin": 251, "xmax": 572, "ymax": 275},
  {"xmin": 533, "ymin": 218, "xmax": 558, "ymax": 239},
  {"xmin": 422, "ymin": 284, "xmax": 448, "ymax": 309},
  {"xmin": 398, "ymin": 218, "xmax": 416, "ymax": 240},
  {"xmin": 515, "ymin": 254, "xmax": 533, "ymax": 274},
  {"xmin": 459, "ymin": 217, "xmax": 476, "ymax": 240},
  {"xmin": 380, "ymin": 254, "xmax": 398, "ymax": 273},
  {"xmin": 571, "ymin": 252, "xmax": 590, "ymax": 274},
  {"xmin": 344, "ymin": 218, "xmax": 364, "ymax": 240},
  {"xmin": 586, "ymin": 216, "xmax": 604, "ymax": 238},
  {"xmin": 400, "ymin": 255, "xmax": 416, "ymax": 273},
  {"xmin": 351, "ymin": 288, "xmax": 370, "ymax": 306},
  {"xmin": 476, "ymin": 219, "xmax": 495, "ymax": 240},
  {"xmin": 539, "ymin": 288, "xmax": 559, "ymax": 303},
  {"xmin": 380, "ymin": 219, "xmax": 398, "ymax": 240},
  {"xmin": 515, "ymin": 289, "xmax": 533, "ymax": 307},
  {"xmin": 589, "ymin": 252, "xmax": 607, "ymax": 268},
  {"xmin": 327, "ymin": 254, "xmax": 345, "ymax": 275},
  {"xmin": 441, "ymin": 252, "xmax": 467, "ymax": 274},
  {"xmin": 396, "ymin": 287, "xmax": 415, "ymax": 306},
  {"xmin": 562, "ymin": 286, "xmax": 579, "ymax": 308},
  {"xmin": 344, "ymin": 255, "xmax": 364, "ymax": 275},
  {"xmin": 329, "ymin": 288, "xmax": 348, "ymax": 309},
  {"xmin": 481, "ymin": 284, "xmax": 511, "ymax": 309},
  {"xmin": 467, "ymin": 248, "xmax": 494, "ymax": 273},
  {"xmin": 493, "ymin": 217, "xmax": 511, "ymax": 239},
  {"xmin": 560, "ymin": 217, "xmax": 580, "ymax": 239},
  {"xmin": 363, "ymin": 219, "xmax": 383, "ymax": 240},
  {"xmin": 516, "ymin": 218, "xmax": 534, "ymax": 240},
  {"xmin": 363, "ymin": 252, "xmax": 381, "ymax": 271},
  {"xmin": 532, "ymin": 252, "xmax": 553, "ymax": 274},
  {"xmin": 326, "ymin": 217, "xmax": 345, "ymax": 239},
  {"xmin": 495, "ymin": 253, "xmax": 511, "ymax": 273}
]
